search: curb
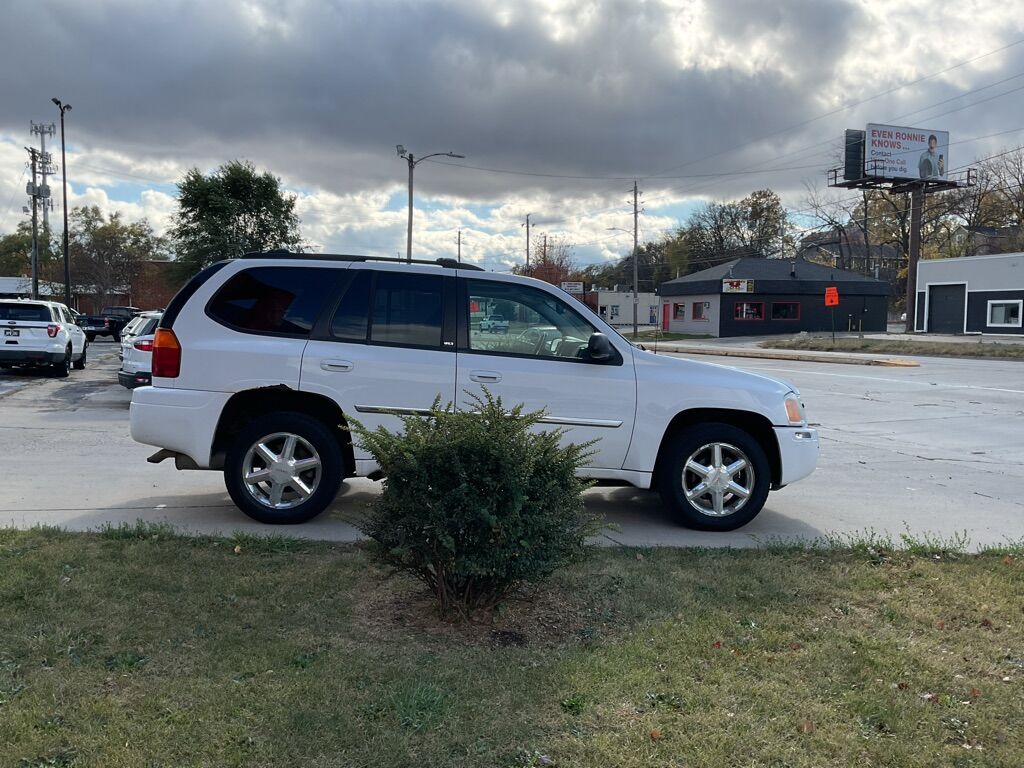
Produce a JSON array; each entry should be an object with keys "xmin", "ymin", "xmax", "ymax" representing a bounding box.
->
[{"xmin": 645, "ymin": 344, "xmax": 920, "ymax": 367}]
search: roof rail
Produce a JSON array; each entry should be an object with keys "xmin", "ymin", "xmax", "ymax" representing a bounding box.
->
[{"xmin": 240, "ymin": 250, "xmax": 484, "ymax": 271}]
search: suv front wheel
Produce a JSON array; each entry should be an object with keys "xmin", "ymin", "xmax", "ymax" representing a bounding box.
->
[
  {"xmin": 224, "ymin": 411, "xmax": 344, "ymax": 524},
  {"xmin": 657, "ymin": 422, "xmax": 771, "ymax": 531}
]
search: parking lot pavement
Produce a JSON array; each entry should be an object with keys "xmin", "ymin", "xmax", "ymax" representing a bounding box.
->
[{"xmin": 1, "ymin": 343, "xmax": 1022, "ymax": 549}]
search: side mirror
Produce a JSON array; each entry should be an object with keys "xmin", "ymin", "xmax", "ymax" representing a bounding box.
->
[{"xmin": 587, "ymin": 332, "xmax": 615, "ymax": 363}]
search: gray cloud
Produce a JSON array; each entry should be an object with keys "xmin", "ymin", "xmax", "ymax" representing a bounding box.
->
[{"xmin": 2, "ymin": 0, "xmax": 1023, "ymax": 260}]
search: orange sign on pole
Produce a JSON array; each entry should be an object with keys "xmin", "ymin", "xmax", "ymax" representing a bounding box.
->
[{"xmin": 824, "ymin": 286, "xmax": 840, "ymax": 307}]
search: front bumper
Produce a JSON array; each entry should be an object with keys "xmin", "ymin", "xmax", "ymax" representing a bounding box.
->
[
  {"xmin": 118, "ymin": 369, "xmax": 152, "ymax": 389},
  {"xmin": 130, "ymin": 386, "xmax": 232, "ymax": 469},
  {"xmin": 773, "ymin": 426, "xmax": 819, "ymax": 487},
  {"xmin": 0, "ymin": 349, "xmax": 65, "ymax": 365}
]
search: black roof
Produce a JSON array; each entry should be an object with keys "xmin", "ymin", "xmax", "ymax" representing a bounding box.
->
[{"xmin": 660, "ymin": 257, "xmax": 888, "ymax": 297}]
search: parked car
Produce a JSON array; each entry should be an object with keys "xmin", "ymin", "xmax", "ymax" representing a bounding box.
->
[
  {"xmin": 130, "ymin": 253, "xmax": 818, "ymax": 530},
  {"xmin": 77, "ymin": 305, "xmax": 141, "ymax": 342},
  {"xmin": 118, "ymin": 311, "xmax": 163, "ymax": 388},
  {"xmin": 479, "ymin": 314, "xmax": 509, "ymax": 333},
  {"xmin": 0, "ymin": 299, "xmax": 88, "ymax": 376}
]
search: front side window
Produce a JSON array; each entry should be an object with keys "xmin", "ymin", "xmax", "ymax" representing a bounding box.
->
[
  {"xmin": 734, "ymin": 301, "xmax": 764, "ymax": 321},
  {"xmin": 208, "ymin": 266, "xmax": 339, "ymax": 336},
  {"xmin": 692, "ymin": 302, "xmax": 707, "ymax": 321},
  {"xmin": 466, "ymin": 279, "xmax": 597, "ymax": 360},
  {"xmin": 370, "ymin": 272, "xmax": 443, "ymax": 347},
  {"xmin": 988, "ymin": 300, "xmax": 1022, "ymax": 327},
  {"xmin": 771, "ymin": 302, "xmax": 800, "ymax": 320},
  {"xmin": 673, "ymin": 303, "xmax": 685, "ymax": 319}
]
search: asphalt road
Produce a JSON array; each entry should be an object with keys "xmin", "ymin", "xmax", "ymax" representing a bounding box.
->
[{"xmin": 1, "ymin": 341, "xmax": 1022, "ymax": 549}]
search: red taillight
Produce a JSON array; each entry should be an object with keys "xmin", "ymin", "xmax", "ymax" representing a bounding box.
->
[
  {"xmin": 104, "ymin": 318, "xmax": 111, "ymax": 328},
  {"xmin": 47, "ymin": 324, "xmax": 61, "ymax": 338},
  {"xmin": 133, "ymin": 339, "xmax": 154, "ymax": 352},
  {"xmin": 151, "ymin": 328, "xmax": 181, "ymax": 378}
]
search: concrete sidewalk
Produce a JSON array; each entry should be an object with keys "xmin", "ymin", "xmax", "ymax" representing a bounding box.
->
[{"xmin": 642, "ymin": 341, "xmax": 919, "ymax": 367}]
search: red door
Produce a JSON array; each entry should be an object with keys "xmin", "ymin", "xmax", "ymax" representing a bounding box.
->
[{"xmin": 662, "ymin": 303, "xmax": 670, "ymax": 331}]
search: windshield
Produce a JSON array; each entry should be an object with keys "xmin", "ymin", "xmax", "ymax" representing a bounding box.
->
[{"xmin": 0, "ymin": 302, "xmax": 51, "ymax": 322}]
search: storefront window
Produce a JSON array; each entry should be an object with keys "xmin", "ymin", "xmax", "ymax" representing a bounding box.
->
[
  {"xmin": 734, "ymin": 302, "xmax": 764, "ymax": 321},
  {"xmin": 771, "ymin": 302, "xmax": 800, "ymax": 320},
  {"xmin": 988, "ymin": 300, "xmax": 1022, "ymax": 327}
]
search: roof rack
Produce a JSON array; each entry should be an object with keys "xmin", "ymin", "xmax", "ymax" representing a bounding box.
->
[{"xmin": 240, "ymin": 250, "xmax": 484, "ymax": 271}]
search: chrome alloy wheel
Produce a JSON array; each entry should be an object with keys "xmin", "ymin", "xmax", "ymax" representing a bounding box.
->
[
  {"xmin": 681, "ymin": 442, "xmax": 755, "ymax": 517},
  {"xmin": 242, "ymin": 432, "xmax": 323, "ymax": 510}
]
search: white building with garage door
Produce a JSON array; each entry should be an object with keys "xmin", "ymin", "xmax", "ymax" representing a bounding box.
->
[{"xmin": 915, "ymin": 253, "xmax": 1023, "ymax": 334}]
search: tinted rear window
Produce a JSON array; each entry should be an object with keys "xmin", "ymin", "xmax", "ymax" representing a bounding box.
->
[
  {"xmin": 208, "ymin": 267, "xmax": 339, "ymax": 336},
  {"xmin": 370, "ymin": 272, "xmax": 443, "ymax": 347},
  {"xmin": 0, "ymin": 303, "xmax": 51, "ymax": 322}
]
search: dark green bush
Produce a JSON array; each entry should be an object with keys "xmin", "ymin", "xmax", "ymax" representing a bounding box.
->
[{"xmin": 351, "ymin": 391, "xmax": 596, "ymax": 616}]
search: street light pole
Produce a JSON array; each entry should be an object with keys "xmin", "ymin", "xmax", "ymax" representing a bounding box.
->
[
  {"xmin": 52, "ymin": 98, "xmax": 72, "ymax": 309},
  {"xmin": 396, "ymin": 146, "xmax": 465, "ymax": 263}
]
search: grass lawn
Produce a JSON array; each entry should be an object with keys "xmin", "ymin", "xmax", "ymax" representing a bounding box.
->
[
  {"xmin": 762, "ymin": 336, "xmax": 1024, "ymax": 360},
  {"xmin": 2, "ymin": 525, "xmax": 1022, "ymax": 767}
]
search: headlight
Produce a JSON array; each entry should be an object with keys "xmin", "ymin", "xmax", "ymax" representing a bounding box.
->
[{"xmin": 784, "ymin": 394, "xmax": 806, "ymax": 425}]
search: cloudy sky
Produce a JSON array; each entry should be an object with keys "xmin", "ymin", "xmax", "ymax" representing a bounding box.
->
[{"xmin": 1, "ymin": 0, "xmax": 1023, "ymax": 272}]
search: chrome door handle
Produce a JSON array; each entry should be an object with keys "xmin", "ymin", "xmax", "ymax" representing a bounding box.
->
[
  {"xmin": 320, "ymin": 359, "xmax": 354, "ymax": 372},
  {"xmin": 469, "ymin": 370, "xmax": 501, "ymax": 383}
]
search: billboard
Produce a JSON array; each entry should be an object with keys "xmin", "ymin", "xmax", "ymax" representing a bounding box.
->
[{"xmin": 866, "ymin": 124, "xmax": 949, "ymax": 181}]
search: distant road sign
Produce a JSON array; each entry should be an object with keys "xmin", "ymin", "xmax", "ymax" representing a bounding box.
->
[
  {"xmin": 825, "ymin": 286, "xmax": 840, "ymax": 307},
  {"xmin": 560, "ymin": 281, "xmax": 584, "ymax": 293}
]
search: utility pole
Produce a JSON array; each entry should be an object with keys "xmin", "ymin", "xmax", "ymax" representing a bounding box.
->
[
  {"xmin": 30, "ymin": 123, "xmax": 56, "ymax": 231},
  {"xmin": 26, "ymin": 147, "xmax": 40, "ymax": 300},
  {"xmin": 632, "ymin": 180, "xmax": 640, "ymax": 339},
  {"xmin": 395, "ymin": 145, "xmax": 465, "ymax": 263},
  {"xmin": 405, "ymin": 153, "xmax": 414, "ymax": 263},
  {"xmin": 457, "ymin": 229, "xmax": 461, "ymax": 263},
  {"xmin": 522, "ymin": 213, "xmax": 531, "ymax": 267},
  {"xmin": 541, "ymin": 233, "xmax": 547, "ymax": 262},
  {"xmin": 905, "ymin": 184, "xmax": 924, "ymax": 333},
  {"xmin": 52, "ymin": 99, "xmax": 73, "ymax": 308}
]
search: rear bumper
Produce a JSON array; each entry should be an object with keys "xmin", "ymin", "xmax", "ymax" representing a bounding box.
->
[
  {"xmin": 773, "ymin": 426, "xmax": 819, "ymax": 487},
  {"xmin": 119, "ymin": 369, "xmax": 152, "ymax": 389},
  {"xmin": 130, "ymin": 386, "xmax": 231, "ymax": 469},
  {"xmin": 0, "ymin": 349, "xmax": 64, "ymax": 364}
]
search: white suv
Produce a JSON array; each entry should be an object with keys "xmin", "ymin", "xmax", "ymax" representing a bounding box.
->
[
  {"xmin": 130, "ymin": 253, "xmax": 818, "ymax": 530},
  {"xmin": 119, "ymin": 311, "xmax": 163, "ymax": 388},
  {"xmin": 0, "ymin": 299, "xmax": 88, "ymax": 376}
]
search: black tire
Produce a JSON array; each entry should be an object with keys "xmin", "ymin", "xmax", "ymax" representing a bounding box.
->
[
  {"xmin": 51, "ymin": 347, "xmax": 71, "ymax": 378},
  {"xmin": 85, "ymin": 333, "xmax": 96, "ymax": 343},
  {"xmin": 657, "ymin": 422, "xmax": 771, "ymax": 531},
  {"xmin": 223, "ymin": 411, "xmax": 344, "ymax": 524},
  {"xmin": 73, "ymin": 342, "xmax": 88, "ymax": 370},
  {"xmin": 112, "ymin": 333, "xmax": 121, "ymax": 343}
]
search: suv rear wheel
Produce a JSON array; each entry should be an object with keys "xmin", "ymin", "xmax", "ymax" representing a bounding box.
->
[
  {"xmin": 51, "ymin": 346, "xmax": 71, "ymax": 378},
  {"xmin": 657, "ymin": 422, "xmax": 770, "ymax": 531},
  {"xmin": 73, "ymin": 342, "xmax": 88, "ymax": 370},
  {"xmin": 224, "ymin": 411, "xmax": 343, "ymax": 524}
]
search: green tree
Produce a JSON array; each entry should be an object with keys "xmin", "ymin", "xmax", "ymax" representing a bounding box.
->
[
  {"xmin": 172, "ymin": 160, "xmax": 302, "ymax": 276},
  {"xmin": 0, "ymin": 223, "xmax": 32, "ymax": 276},
  {"xmin": 69, "ymin": 207, "xmax": 164, "ymax": 308}
]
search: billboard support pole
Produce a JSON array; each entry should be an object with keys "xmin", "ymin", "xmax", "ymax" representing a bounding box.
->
[{"xmin": 905, "ymin": 183, "xmax": 924, "ymax": 333}]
